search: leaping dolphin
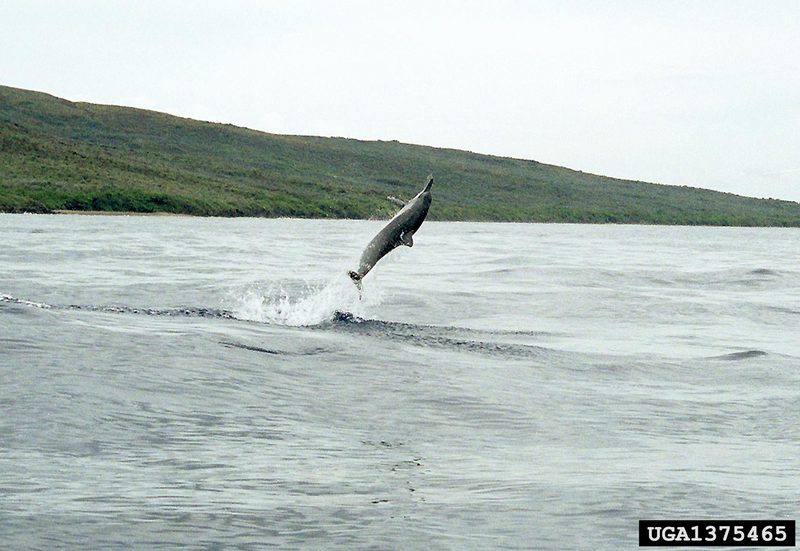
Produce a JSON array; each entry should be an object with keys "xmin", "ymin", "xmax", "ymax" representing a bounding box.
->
[{"xmin": 348, "ymin": 175, "xmax": 433, "ymax": 288}]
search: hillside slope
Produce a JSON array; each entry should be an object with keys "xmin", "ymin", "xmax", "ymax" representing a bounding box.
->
[{"xmin": 1, "ymin": 85, "xmax": 799, "ymax": 225}]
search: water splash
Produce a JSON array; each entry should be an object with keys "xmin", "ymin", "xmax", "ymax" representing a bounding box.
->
[
  {"xmin": 3, "ymin": 272, "xmax": 384, "ymax": 326},
  {"xmin": 228, "ymin": 272, "xmax": 384, "ymax": 326}
]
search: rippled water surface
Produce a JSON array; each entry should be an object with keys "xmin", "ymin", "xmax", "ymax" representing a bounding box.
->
[{"xmin": 1, "ymin": 214, "xmax": 798, "ymax": 549}]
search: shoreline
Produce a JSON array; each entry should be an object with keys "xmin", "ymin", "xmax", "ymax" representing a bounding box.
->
[
  {"xmin": 52, "ymin": 210, "xmax": 194, "ymax": 217},
  {"xmin": 0, "ymin": 210, "xmax": 797, "ymax": 228}
]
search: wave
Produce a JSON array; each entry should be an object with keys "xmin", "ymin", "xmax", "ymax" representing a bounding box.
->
[
  {"xmin": 3, "ymin": 291, "xmax": 555, "ymax": 360},
  {"xmin": 748, "ymin": 268, "xmax": 780, "ymax": 276},
  {"xmin": 0, "ymin": 294, "xmax": 52, "ymax": 309},
  {"xmin": 3, "ymin": 288, "xmax": 371, "ymax": 328},
  {"xmin": 219, "ymin": 340, "xmax": 334, "ymax": 357},
  {"xmin": 709, "ymin": 350, "xmax": 768, "ymax": 361},
  {"xmin": 2, "ymin": 273, "xmax": 373, "ymax": 327},
  {"xmin": 1, "ymin": 294, "xmax": 236, "ymax": 319},
  {"xmin": 316, "ymin": 311, "xmax": 554, "ymax": 359},
  {"xmin": 640, "ymin": 267, "xmax": 788, "ymax": 290}
]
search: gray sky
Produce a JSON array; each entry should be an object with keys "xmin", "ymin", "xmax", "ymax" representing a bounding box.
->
[{"xmin": 3, "ymin": 0, "xmax": 799, "ymax": 201}]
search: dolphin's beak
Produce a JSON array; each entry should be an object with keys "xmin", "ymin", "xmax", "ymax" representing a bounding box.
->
[{"xmin": 423, "ymin": 175, "xmax": 433, "ymax": 192}]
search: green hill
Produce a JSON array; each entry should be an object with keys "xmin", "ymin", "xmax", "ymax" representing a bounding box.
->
[{"xmin": 1, "ymin": 84, "xmax": 799, "ymax": 225}]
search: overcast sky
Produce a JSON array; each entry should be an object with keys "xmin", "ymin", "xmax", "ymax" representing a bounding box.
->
[{"xmin": 3, "ymin": 0, "xmax": 799, "ymax": 201}]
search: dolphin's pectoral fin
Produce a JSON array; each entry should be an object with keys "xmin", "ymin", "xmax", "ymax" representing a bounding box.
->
[
  {"xmin": 399, "ymin": 231, "xmax": 414, "ymax": 247},
  {"xmin": 387, "ymin": 195, "xmax": 407, "ymax": 208}
]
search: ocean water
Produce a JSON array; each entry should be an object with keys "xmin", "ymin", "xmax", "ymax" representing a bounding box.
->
[{"xmin": 0, "ymin": 214, "xmax": 798, "ymax": 550}]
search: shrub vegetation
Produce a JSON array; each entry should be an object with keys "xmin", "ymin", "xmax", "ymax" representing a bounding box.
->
[{"xmin": 2, "ymin": 85, "xmax": 799, "ymax": 225}]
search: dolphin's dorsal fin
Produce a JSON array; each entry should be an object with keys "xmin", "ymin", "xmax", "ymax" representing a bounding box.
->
[
  {"xmin": 387, "ymin": 195, "xmax": 407, "ymax": 208},
  {"xmin": 400, "ymin": 231, "xmax": 414, "ymax": 247}
]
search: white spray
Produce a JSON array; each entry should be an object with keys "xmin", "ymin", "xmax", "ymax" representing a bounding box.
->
[{"xmin": 228, "ymin": 272, "xmax": 384, "ymax": 326}]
